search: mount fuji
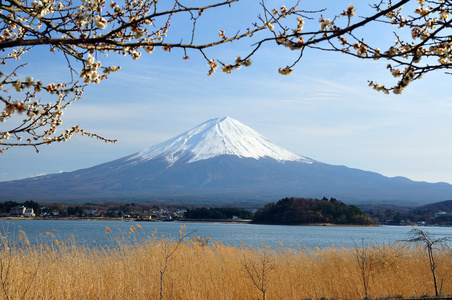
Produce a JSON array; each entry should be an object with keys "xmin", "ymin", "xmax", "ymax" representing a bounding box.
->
[
  {"xmin": 127, "ymin": 117, "xmax": 310, "ymax": 165},
  {"xmin": 1, "ymin": 117, "xmax": 452, "ymax": 205}
]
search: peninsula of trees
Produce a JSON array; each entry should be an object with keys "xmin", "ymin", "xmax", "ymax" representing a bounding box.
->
[{"xmin": 252, "ymin": 197, "xmax": 374, "ymax": 225}]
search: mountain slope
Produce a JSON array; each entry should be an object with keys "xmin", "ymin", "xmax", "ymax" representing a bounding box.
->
[
  {"xmin": 1, "ymin": 117, "xmax": 452, "ymax": 205},
  {"xmin": 414, "ymin": 199, "xmax": 452, "ymax": 212}
]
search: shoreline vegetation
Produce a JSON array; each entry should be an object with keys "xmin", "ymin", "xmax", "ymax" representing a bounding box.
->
[
  {"xmin": 1, "ymin": 226, "xmax": 451, "ymax": 300},
  {"xmin": 2, "ymin": 198, "xmax": 452, "ymax": 226},
  {"xmin": 0, "ymin": 197, "xmax": 379, "ymax": 226}
]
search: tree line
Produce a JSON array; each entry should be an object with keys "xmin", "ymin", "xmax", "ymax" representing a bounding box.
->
[
  {"xmin": 2, "ymin": 198, "xmax": 451, "ymax": 226},
  {"xmin": 184, "ymin": 207, "xmax": 253, "ymax": 220}
]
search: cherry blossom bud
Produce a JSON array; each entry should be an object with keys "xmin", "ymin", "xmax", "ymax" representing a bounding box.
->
[
  {"xmin": 393, "ymin": 86, "xmax": 403, "ymax": 94},
  {"xmin": 131, "ymin": 51, "xmax": 141, "ymax": 60},
  {"xmin": 344, "ymin": 4, "xmax": 355, "ymax": 17},
  {"xmin": 13, "ymin": 79, "xmax": 22, "ymax": 92},
  {"xmin": 373, "ymin": 48, "xmax": 381, "ymax": 60},
  {"xmin": 221, "ymin": 65, "xmax": 233, "ymax": 74},
  {"xmin": 278, "ymin": 67, "xmax": 293, "ymax": 76},
  {"xmin": 265, "ymin": 21, "xmax": 274, "ymax": 31},
  {"xmin": 94, "ymin": 17, "xmax": 108, "ymax": 29},
  {"xmin": 319, "ymin": 18, "xmax": 331, "ymax": 30},
  {"xmin": 280, "ymin": 5, "xmax": 287, "ymax": 15},
  {"xmin": 135, "ymin": 30, "xmax": 144, "ymax": 39},
  {"xmin": 440, "ymin": 11, "xmax": 449, "ymax": 20}
]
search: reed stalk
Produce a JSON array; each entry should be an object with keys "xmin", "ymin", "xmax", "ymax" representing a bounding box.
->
[{"xmin": 0, "ymin": 227, "xmax": 450, "ymax": 300}]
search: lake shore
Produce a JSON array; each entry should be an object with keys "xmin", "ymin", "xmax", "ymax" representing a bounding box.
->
[{"xmin": 0, "ymin": 216, "xmax": 387, "ymax": 226}]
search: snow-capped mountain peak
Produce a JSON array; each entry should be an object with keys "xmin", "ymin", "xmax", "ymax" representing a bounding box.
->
[{"xmin": 128, "ymin": 117, "xmax": 313, "ymax": 165}]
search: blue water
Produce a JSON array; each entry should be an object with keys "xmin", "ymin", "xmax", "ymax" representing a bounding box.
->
[{"xmin": 2, "ymin": 219, "xmax": 451, "ymax": 249}]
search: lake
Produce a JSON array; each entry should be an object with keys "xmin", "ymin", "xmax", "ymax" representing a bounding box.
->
[{"xmin": 2, "ymin": 219, "xmax": 451, "ymax": 249}]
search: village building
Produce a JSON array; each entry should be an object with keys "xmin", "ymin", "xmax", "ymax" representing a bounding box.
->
[
  {"xmin": 23, "ymin": 208, "xmax": 35, "ymax": 217},
  {"xmin": 9, "ymin": 206, "xmax": 36, "ymax": 217},
  {"xmin": 435, "ymin": 211, "xmax": 452, "ymax": 218},
  {"xmin": 9, "ymin": 206, "xmax": 26, "ymax": 216}
]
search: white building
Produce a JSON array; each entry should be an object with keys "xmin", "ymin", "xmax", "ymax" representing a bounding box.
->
[{"xmin": 23, "ymin": 208, "xmax": 35, "ymax": 217}]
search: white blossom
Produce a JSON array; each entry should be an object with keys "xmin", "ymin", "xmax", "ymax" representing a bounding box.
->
[{"xmin": 94, "ymin": 16, "xmax": 108, "ymax": 29}]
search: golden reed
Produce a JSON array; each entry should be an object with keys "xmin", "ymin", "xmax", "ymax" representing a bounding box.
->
[{"xmin": 0, "ymin": 226, "xmax": 450, "ymax": 300}]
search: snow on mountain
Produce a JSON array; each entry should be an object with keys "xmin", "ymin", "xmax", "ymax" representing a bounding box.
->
[{"xmin": 128, "ymin": 117, "xmax": 313, "ymax": 165}]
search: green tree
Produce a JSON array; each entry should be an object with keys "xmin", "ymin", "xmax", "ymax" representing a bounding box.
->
[
  {"xmin": 67, "ymin": 206, "xmax": 83, "ymax": 217},
  {"xmin": 0, "ymin": 201, "xmax": 20, "ymax": 214}
]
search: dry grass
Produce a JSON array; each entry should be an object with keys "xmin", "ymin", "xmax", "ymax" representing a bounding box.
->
[{"xmin": 0, "ymin": 226, "xmax": 451, "ymax": 300}]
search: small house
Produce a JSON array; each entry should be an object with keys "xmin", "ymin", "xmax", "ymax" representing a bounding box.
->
[
  {"xmin": 23, "ymin": 208, "xmax": 35, "ymax": 217},
  {"xmin": 9, "ymin": 206, "xmax": 26, "ymax": 216}
]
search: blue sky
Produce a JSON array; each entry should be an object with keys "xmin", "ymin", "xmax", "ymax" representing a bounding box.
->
[{"xmin": 2, "ymin": 0, "xmax": 452, "ymax": 185}]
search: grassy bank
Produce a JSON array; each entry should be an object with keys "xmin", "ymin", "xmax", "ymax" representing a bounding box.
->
[{"xmin": 1, "ymin": 226, "xmax": 451, "ymax": 300}]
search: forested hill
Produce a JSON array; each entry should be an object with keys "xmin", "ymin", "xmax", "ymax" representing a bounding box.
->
[
  {"xmin": 252, "ymin": 197, "xmax": 374, "ymax": 225},
  {"xmin": 414, "ymin": 199, "xmax": 452, "ymax": 212}
]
